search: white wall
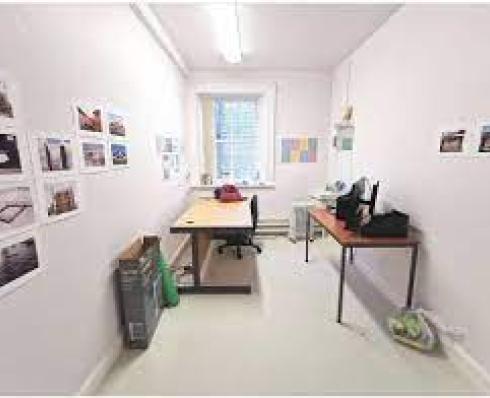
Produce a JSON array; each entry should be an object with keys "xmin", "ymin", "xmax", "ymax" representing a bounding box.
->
[
  {"xmin": 329, "ymin": 4, "xmax": 490, "ymax": 376},
  {"xmin": 187, "ymin": 71, "xmax": 331, "ymax": 219},
  {"xmin": 0, "ymin": 5, "xmax": 189, "ymax": 394}
]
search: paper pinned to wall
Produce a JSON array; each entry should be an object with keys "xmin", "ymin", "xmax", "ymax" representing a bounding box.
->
[{"xmin": 279, "ymin": 136, "xmax": 318, "ymax": 163}]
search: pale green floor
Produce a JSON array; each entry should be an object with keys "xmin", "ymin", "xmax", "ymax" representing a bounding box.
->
[{"xmin": 97, "ymin": 237, "xmax": 481, "ymax": 395}]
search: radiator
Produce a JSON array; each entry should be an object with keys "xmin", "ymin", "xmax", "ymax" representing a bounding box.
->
[{"xmin": 289, "ymin": 200, "xmax": 315, "ymax": 242}]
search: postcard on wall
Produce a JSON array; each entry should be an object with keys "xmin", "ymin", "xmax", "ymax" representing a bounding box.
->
[
  {"xmin": 31, "ymin": 134, "xmax": 76, "ymax": 176},
  {"xmin": 73, "ymin": 103, "xmax": 105, "ymax": 136},
  {"xmin": 110, "ymin": 142, "xmax": 128, "ymax": 168},
  {"xmin": 42, "ymin": 179, "xmax": 81, "ymax": 223},
  {"xmin": 79, "ymin": 139, "xmax": 108, "ymax": 173},
  {"xmin": 0, "ymin": 184, "xmax": 37, "ymax": 240},
  {"xmin": 107, "ymin": 108, "xmax": 128, "ymax": 138},
  {"xmin": 0, "ymin": 130, "xmax": 24, "ymax": 180},
  {"xmin": 0, "ymin": 231, "xmax": 42, "ymax": 299},
  {"xmin": 0, "ymin": 78, "xmax": 15, "ymax": 127}
]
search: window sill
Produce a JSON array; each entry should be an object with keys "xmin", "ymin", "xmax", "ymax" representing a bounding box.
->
[{"xmin": 191, "ymin": 182, "xmax": 276, "ymax": 190}]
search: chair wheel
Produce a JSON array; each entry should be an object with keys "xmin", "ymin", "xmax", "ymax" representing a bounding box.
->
[
  {"xmin": 237, "ymin": 253, "xmax": 242, "ymax": 259},
  {"xmin": 257, "ymin": 247, "xmax": 262, "ymax": 254},
  {"xmin": 218, "ymin": 247, "xmax": 223, "ymax": 254}
]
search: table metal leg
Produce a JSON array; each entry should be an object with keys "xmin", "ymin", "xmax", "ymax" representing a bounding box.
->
[
  {"xmin": 305, "ymin": 213, "xmax": 310, "ymax": 263},
  {"xmin": 349, "ymin": 247, "xmax": 354, "ymax": 264},
  {"xmin": 406, "ymin": 244, "xmax": 418, "ymax": 308},
  {"xmin": 337, "ymin": 247, "xmax": 347, "ymax": 323},
  {"xmin": 191, "ymin": 233, "xmax": 201, "ymax": 287}
]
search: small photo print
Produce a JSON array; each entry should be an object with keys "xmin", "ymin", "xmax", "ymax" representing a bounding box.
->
[
  {"xmin": 81, "ymin": 140, "xmax": 107, "ymax": 171},
  {"xmin": 0, "ymin": 186, "xmax": 35, "ymax": 238},
  {"xmin": 0, "ymin": 133, "xmax": 22, "ymax": 175},
  {"xmin": 111, "ymin": 142, "xmax": 128, "ymax": 167},
  {"xmin": 0, "ymin": 236, "xmax": 39, "ymax": 292},
  {"xmin": 0, "ymin": 80, "xmax": 14, "ymax": 120},
  {"xmin": 439, "ymin": 129, "xmax": 466, "ymax": 153},
  {"xmin": 37, "ymin": 136, "xmax": 74, "ymax": 173},
  {"xmin": 75, "ymin": 104, "xmax": 104, "ymax": 134},
  {"xmin": 108, "ymin": 110, "xmax": 127, "ymax": 137},
  {"xmin": 478, "ymin": 123, "xmax": 490, "ymax": 153},
  {"xmin": 44, "ymin": 180, "xmax": 79, "ymax": 219}
]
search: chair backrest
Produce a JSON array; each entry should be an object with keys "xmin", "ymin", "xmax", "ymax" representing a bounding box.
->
[{"xmin": 250, "ymin": 194, "xmax": 258, "ymax": 231}]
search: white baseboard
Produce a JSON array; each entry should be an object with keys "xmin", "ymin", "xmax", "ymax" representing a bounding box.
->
[
  {"xmin": 76, "ymin": 236, "xmax": 189, "ymax": 395},
  {"xmin": 353, "ymin": 256, "xmax": 490, "ymax": 393},
  {"xmin": 76, "ymin": 336, "xmax": 123, "ymax": 395}
]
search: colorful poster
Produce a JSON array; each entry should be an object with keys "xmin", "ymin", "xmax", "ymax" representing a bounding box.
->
[{"xmin": 280, "ymin": 136, "xmax": 318, "ymax": 163}]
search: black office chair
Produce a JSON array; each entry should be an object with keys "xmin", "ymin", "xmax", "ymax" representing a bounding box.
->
[{"xmin": 216, "ymin": 195, "xmax": 262, "ymax": 259}]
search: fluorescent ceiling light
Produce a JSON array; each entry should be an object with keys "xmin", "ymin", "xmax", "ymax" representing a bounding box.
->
[{"xmin": 207, "ymin": 3, "xmax": 242, "ymax": 64}]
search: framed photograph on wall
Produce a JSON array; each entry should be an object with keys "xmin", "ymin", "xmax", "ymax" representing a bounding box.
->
[
  {"xmin": 30, "ymin": 134, "xmax": 76, "ymax": 177},
  {"xmin": 41, "ymin": 178, "xmax": 82, "ymax": 223},
  {"xmin": 0, "ymin": 184, "xmax": 37, "ymax": 240},
  {"xmin": 79, "ymin": 139, "xmax": 108, "ymax": 173},
  {"xmin": 0, "ymin": 230, "xmax": 42, "ymax": 300},
  {"xmin": 110, "ymin": 141, "xmax": 128, "ymax": 168},
  {"xmin": 73, "ymin": 103, "xmax": 105, "ymax": 136},
  {"xmin": 107, "ymin": 107, "xmax": 128, "ymax": 139}
]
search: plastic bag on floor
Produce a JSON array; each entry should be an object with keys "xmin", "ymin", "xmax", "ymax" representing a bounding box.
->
[{"xmin": 387, "ymin": 309, "xmax": 438, "ymax": 352}]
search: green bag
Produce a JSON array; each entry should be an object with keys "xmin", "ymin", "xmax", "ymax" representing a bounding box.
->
[{"xmin": 157, "ymin": 254, "xmax": 180, "ymax": 307}]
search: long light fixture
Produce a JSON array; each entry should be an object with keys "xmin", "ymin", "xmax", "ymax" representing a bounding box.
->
[{"xmin": 207, "ymin": 2, "xmax": 242, "ymax": 64}]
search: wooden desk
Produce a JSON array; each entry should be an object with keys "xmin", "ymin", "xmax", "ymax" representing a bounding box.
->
[
  {"xmin": 170, "ymin": 198, "xmax": 253, "ymax": 294},
  {"xmin": 305, "ymin": 209, "xmax": 419, "ymax": 323}
]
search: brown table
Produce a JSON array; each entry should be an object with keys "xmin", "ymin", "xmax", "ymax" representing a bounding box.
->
[
  {"xmin": 170, "ymin": 197, "xmax": 253, "ymax": 294},
  {"xmin": 305, "ymin": 208, "xmax": 419, "ymax": 323}
]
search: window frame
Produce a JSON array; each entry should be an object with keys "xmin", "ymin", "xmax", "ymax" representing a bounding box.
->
[
  {"xmin": 212, "ymin": 96, "xmax": 260, "ymax": 184},
  {"xmin": 193, "ymin": 82, "xmax": 276, "ymax": 186}
]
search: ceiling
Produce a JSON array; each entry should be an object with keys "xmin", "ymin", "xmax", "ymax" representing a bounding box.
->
[{"xmin": 152, "ymin": 3, "xmax": 400, "ymax": 72}]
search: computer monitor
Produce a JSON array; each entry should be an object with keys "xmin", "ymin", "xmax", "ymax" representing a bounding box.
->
[{"xmin": 353, "ymin": 178, "xmax": 379, "ymax": 216}]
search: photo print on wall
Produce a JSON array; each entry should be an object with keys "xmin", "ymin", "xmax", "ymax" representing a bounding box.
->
[
  {"xmin": 108, "ymin": 108, "xmax": 127, "ymax": 138},
  {"xmin": 80, "ymin": 139, "xmax": 107, "ymax": 173},
  {"xmin": 74, "ymin": 103, "xmax": 104, "ymax": 135},
  {"xmin": 0, "ymin": 185, "xmax": 36, "ymax": 239},
  {"xmin": 0, "ymin": 132, "xmax": 22, "ymax": 176},
  {"xmin": 477, "ymin": 122, "xmax": 490, "ymax": 154},
  {"xmin": 110, "ymin": 142, "xmax": 128, "ymax": 168},
  {"xmin": 439, "ymin": 129, "xmax": 466, "ymax": 153},
  {"xmin": 43, "ymin": 179, "xmax": 80, "ymax": 222},
  {"xmin": 0, "ymin": 233, "xmax": 40, "ymax": 298},
  {"xmin": 33, "ymin": 135, "xmax": 75, "ymax": 175},
  {"xmin": 0, "ymin": 79, "xmax": 14, "ymax": 122}
]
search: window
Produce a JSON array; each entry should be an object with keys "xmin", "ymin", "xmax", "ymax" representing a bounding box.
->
[
  {"xmin": 214, "ymin": 97, "xmax": 260, "ymax": 183},
  {"xmin": 196, "ymin": 84, "xmax": 276, "ymax": 186}
]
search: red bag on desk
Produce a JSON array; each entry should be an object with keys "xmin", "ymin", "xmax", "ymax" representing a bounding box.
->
[{"xmin": 217, "ymin": 184, "xmax": 243, "ymax": 202}]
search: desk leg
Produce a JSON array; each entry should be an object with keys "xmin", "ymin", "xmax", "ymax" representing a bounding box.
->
[
  {"xmin": 191, "ymin": 233, "xmax": 201, "ymax": 287},
  {"xmin": 305, "ymin": 213, "xmax": 310, "ymax": 263},
  {"xmin": 349, "ymin": 247, "xmax": 354, "ymax": 264},
  {"xmin": 406, "ymin": 244, "xmax": 418, "ymax": 308},
  {"xmin": 337, "ymin": 247, "xmax": 347, "ymax": 323}
]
